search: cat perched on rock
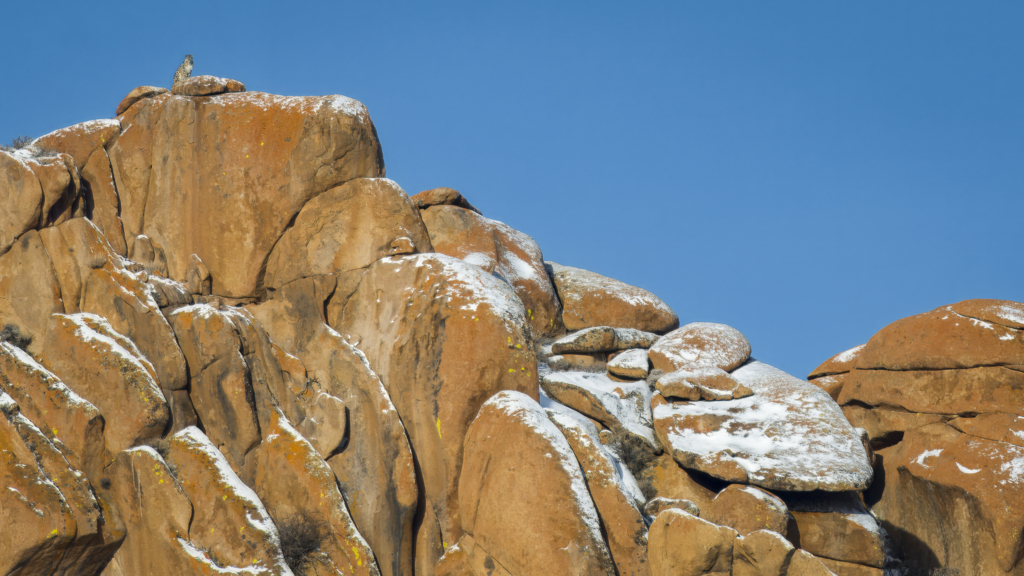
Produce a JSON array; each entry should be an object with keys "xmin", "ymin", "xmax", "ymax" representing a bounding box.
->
[{"xmin": 173, "ymin": 55, "xmax": 193, "ymax": 87}]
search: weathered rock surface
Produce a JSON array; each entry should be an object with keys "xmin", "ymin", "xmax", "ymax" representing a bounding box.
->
[
  {"xmin": 648, "ymin": 322, "xmax": 751, "ymax": 374},
  {"xmin": 647, "ymin": 509, "xmax": 737, "ymax": 576},
  {"xmin": 336, "ymin": 253, "xmax": 537, "ymax": 558},
  {"xmin": 548, "ymin": 262, "xmax": 679, "ymax": 334},
  {"xmin": 732, "ymin": 529, "xmax": 795, "ymax": 576},
  {"xmin": 541, "ymin": 370, "xmax": 657, "ymax": 450},
  {"xmin": 644, "ymin": 496, "xmax": 700, "ymax": 518},
  {"xmin": 171, "ymin": 75, "xmax": 246, "ymax": 96},
  {"xmin": 110, "ymin": 90, "xmax": 384, "ymax": 298},
  {"xmin": 411, "ymin": 187, "xmax": 481, "ymax": 214},
  {"xmin": 608, "ymin": 348, "xmax": 651, "ymax": 380},
  {"xmin": 637, "ymin": 453, "xmax": 717, "ymax": 512},
  {"xmin": 552, "ymin": 325, "xmax": 660, "ymax": 354},
  {"xmin": 703, "ymin": 484, "xmax": 790, "ymax": 538},
  {"xmin": 654, "ymin": 361, "xmax": 872, "ymax": 491},
  {"xmin": 421, "ymin": 204, "xmax": 562, "ymax": 336},
  {"xmin": 116, "ymin": 86, "xmax": 169, "ymax": 115},
  {"xmin": 263, "ymin": 177, "xmax": 431, "ymax": 298},
  {"xmin": 547, "ymin": 409, "xmax": 649, "ymax": 576},
  {"xmin": 779, "ymin": 491, "xmax": 885, "ymax": 569},
  {"xmin": 459, "ymin": 392, "xmax": 616, "ymax": 576},
  {"xmin": 656, "ymin": 366, "xmax": 753, "ymax": 401}
]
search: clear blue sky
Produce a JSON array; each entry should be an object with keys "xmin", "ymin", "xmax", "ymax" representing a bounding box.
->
[{"xmin": 3, "ymin": 2, "xmax": 1021, "ymax": 378}]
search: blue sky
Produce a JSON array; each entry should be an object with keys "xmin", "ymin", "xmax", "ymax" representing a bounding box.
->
[{"xmin": 3, "ymin": 2, "xmax": 1021, "ymax": 377}]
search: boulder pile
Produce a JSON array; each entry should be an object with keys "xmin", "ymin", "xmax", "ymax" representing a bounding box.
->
[{"xmin": 0, "ymin": 76, "xmax": 1018, "ymax": 576}]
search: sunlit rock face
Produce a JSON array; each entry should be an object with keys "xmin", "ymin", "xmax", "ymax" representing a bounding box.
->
[{"xmin": 0, "ymin": 79, "xmax": 1017, "ymax": 576}]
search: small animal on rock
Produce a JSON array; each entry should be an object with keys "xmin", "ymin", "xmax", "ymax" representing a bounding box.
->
[{"xmin": 173, "ymin": 55, "xmax": 194, "ymax": 86}]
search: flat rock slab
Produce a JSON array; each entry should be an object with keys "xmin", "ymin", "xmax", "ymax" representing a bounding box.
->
[
  {"xmin": 548, "ymin": 262, "xmax": 678, "ymax": 334},
  {"xmin": 653, "ymin": 360, "xmax": 872, "ymax": 492},
  {"xmin": 552, "ymin": 326, "xmax": 660, "ymax": 354},
  {"xmin": 607, "ymin": 349, "xmax": 650, "ymax": 380},
  {"xmin": 540, "ymin": 370, "xmax": 656, "ymax": 449},
  {"xmin": 171, "ymin": 75, "xmax": 246, "ymax": 96}
]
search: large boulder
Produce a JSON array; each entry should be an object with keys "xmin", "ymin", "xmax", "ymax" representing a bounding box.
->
[
  {"xmin": 421, "ymin": 204, "xmax": 563, "ymax": 337},
  {"xmin": 0, "ymin": 343, "xmax": 104, "ymax": 476},
  {"xmin": 0, "ymin": 149, "xmax": 80, "ymax": 256},
  {"xmin": 248, "ymin": 278, "xmax": 418, "ymax": 576},
  {"xmin": 335, "ymin": 253, "xmax": 537, "ymax": 555},
  {"xmin": 458, "ymin": 392, "xmax": 616, "ymax": 576},
  {"xmin": 871, "ymin": 423, "xmax": 1024, "ymax": 574},
  {"xmin": 703, "ymin": 484, "xmax": 790, "ymax": 538},
  {"xmin": 647, "ymin": 509, "xmax": 737, "ymax": 576},
  {"xmin": 411, "ymin": 186, "xmax": 481, "ymax": 213},
  {"xmin": 653, "ymin": 361, "xmax": 872, "ymax": 491},
  {"xmin": 33, "ymin": 119, "xmax": 120, "ymax": 169},
  {"xmin": 0, "ymin": 230, "xmax": 64, "ymax": 354},
  {"xmin": 647, "ymin": 322, "xmax": 751, "ymax": 374},
  {"xmin": 116, "ymin": 86, "xmax": 169, "ymax": 116},
  {"xmin": 548, "ymin": 262, "xmax": 678, "ymax": 334},
  {"xmin": 779, "ymin": 492, "xmax": 886, "ymax": 569},
  {"xmin": 109, "ymin": 90, "xmax": 385, "ymax": 298},
  {"xmin": 547, "ymin": 408, "xmax": 649, "ymax": 576},
  {"xmin": 263, "ymin": 177, "xmax": 431, "ymax": 302},
  {"xmin": 732, "ymin": 530, "xmax": 796, "ymax": 576},
  {"xmin": 39, "ymin": 313, "xmax": 169, "ymax": 461}
]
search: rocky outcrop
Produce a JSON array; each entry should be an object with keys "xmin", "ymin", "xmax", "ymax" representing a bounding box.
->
[
  {"xmin": 548, "ymin": 262, "xmax": 679, "ymax": 334},
  {"xmin": 2, "ymin": 79, "xmax": 1017, "ymax": 576}
]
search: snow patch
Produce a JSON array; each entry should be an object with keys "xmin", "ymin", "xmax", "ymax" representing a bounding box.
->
[
  {"xmin": 956, "ymin": 462, "xmax": 981, "ymax": 474},
  {"xmin": 914, "ymin": 449, "xmax": 943, "ymax": 468}
]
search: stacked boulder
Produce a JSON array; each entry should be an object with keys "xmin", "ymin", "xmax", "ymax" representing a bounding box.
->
[
  {"xmin": 809, "ymin": 299, "xmax": 1024, "ymax": 575},
  {"xmin": 0, "ymin": 75, "xmax": 1014, "ymax": 576}
]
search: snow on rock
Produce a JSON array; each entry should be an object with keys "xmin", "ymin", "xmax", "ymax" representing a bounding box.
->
[
  {"xmin": 459, "ymin": 391, "xmax": 616, "ymax": 576},
  {"xmin": 540, "ymin": 370, "xmax": 657, "ymax": 450},
  {"xmin": 607, "ymin": 349, "xmax": 651, "ymax": 380},
  {"xmin": 653, "ymin": 360, "xmax": 872, "ymax": 492},
  {"xmin": 547, "ymin": 262, "xmax": 679, "ymax": 334},
  {"xmin": 647, "ymin": 322, "xmax": 751, "ymax": 374},
  {"xmin": 808, "ymin": 343, "xmax": 865, "ymax": 379},
  {"xmin": 551, "ymin": 326, "xmax": 660, "ymax": 355}
]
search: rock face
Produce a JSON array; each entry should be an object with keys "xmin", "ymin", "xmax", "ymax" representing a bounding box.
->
[
  {"xmin": 458, "ymin": 392, "xmax": 616, "ymax": 576},
  {"xmin": 110, "ymin": 90, "xmax": 384, "ymax": 298},
  {"xmin": 548, "ymin": 262, "xmax": 679, "ymax": 334},
  {"xmin": 1, "ymin": 80, "xmax": 1016, "ymax": 576}
]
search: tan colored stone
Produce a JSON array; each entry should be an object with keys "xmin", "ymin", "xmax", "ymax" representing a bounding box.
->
[
  {"xmin": 786, "ymin": 550, "xmax": 836, "ymax": 576},
  {"xmin": 644, "ymin": 497, "xmax": 700, "ymax": 517},
  {"xmin": 841, "ymin": 404, "xmax": 949, "ymax": 449},
  {"xmin": 109, "ymin": 90, "xmax": 384, "ymax": 298},
  {"xmin": 808, "ymin": 344, "xmax": 864, "ymax": 379},
  {"xmin": 608, "ymin": 348, "xmax": 651, "ymax": 380},
  {"xmin": 22, "ymin": 152, "xmax": 80, "ymax": 228},
  {"xmin": 648, "ymin": 322, "xmax": 751, "ymax": 374},
  {"xmin": 733, "ymin": 530, "xmax": 796, "ymax": 576},
  {"xmin": 656, "ymin": 366, "xmax": 753, "ymax": 401},
  {"xmin": 247, "ymin": 278, "xmax": 418, "ymax": 576},
  {"xmin": 164, "ymin": 426, "xmax": 293, "ymax": 573},
  {"xmin": 295, "ymin": 391, "xmax": 347, "ymax": 459},
  {"xmin": 871, "ymin": 423, "xmax": 1024, "ymax": 574},
  {"xmin": 808, "ymin": 374, "xmax": 845, "ymax": 403},
  {"xmin": 654, "ymin": 361, "xmax": 872, "ymax": 492},
  {"xmin": 263, "ymin": 177, "xmax": 431, "ymax": 297},
  {"xmin": 549, "ymin": 262, "xmax": 678, "ymax": 334},
  {"xmin": 435, "ymin": 535, "xmax": 513, "ymax": 576},
  {"xmin": 0, "ymin": 343, "xmax": 104, "ymax": 476},
  {"xmin": 40, "ymin": 218, "xmax": 188, "ymax": 391},
  {"xmin": 459, "ymin": 391, "xmax": 616, "ymax": 576},
  {"xmin": 186, "ymin": 253, "xmax": 212, "ymax": 296},
  {"xmin": 780, "ymin": 492, "xmax": 885, "ymax": 569},
  {"xmin": 547, "ymin": 409, "xmax": 650, "ymax": 576},
  {"xmin": 116, "ymin": 86, "xmax": 169, "ymax": 116},
  {"xmin": 855, "ymin": 300, "xmax": 1024, "ymax": 370},
  {"xmin": 0, "ymin": 150, "xmax": 45, "ymax": 256},
  {"xmin": 168, "ymin": 304, "xmax": 262, "ymax": 471},
  {"xmin": 948, "ymin": 299, "xmax": 1024, "ymax": 329},
  {"xmin": 547, "ymin": 353, "xmax": 606, "ymax": 372},
  {"xmin": 0, "ymin": 394, "xmax": 78, "ymax": 574},
  {"xmin": 839, "ymin": 366, "xmax": 1024, "ymax": 417},
  {"xmin": 816, "ymin": 558, "xmax": 882, "ymax": 576},
  {"xmin": 638, "ymin": 454, "xmax": 717, "ymax": 511},
  {"xmin": 171, "ymin": 75, "xmax": 246, "ymax": 96},
  {"xmin": 948, "ymin": 412, "xmax": 1024, "ymax": 448},
  {"xmin": 552, "ymin": 326, "xmax": 660, "ymax": 354},
  {"xmin": 704, "ymin": 485, "xmax": 790, "ymax": 537},
  {"xmin": 541, "ymin": 370, "xmax": 657, "ymax": 451},
  {"xmin": 421, "ymin": 205, "xmax": 562, "ymax": 336},
  {"xmin": 34, "ymin": 119, "xmax": 120, "ymax": 169},
  {"xmin": 648, "ymin": 509, "xmax": 737, "ymax": 576},
  {"xmin": 412, "ymin": 187, "xmax": 481, "ymax": 214},
  {"xmin": 40, "ymin": 313, "xmax": 168, "ymax": 461},
  {"xmin": 80, "ymin": 148, "xmax": 128, "ymax": 256},
  {"xmin": 0, "ymin": 230, "xmax": 64, "ymax": 354},
  {"xmin": 250, "ymin": 412, "xmax": 379, "ymax": 576},
  {"xmin": 336, "ymin": 253, "xmax": 537, "ymax": 553}
]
